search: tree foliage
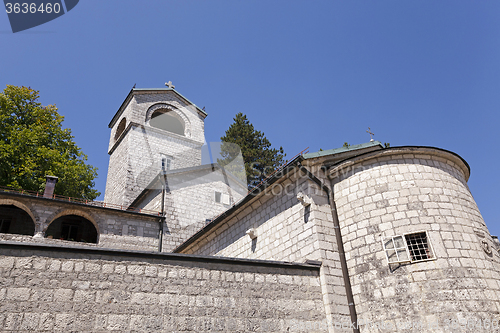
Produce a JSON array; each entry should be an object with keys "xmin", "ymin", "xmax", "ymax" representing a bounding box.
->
[
  {"xmin": 220, "ymin": 113, "xmax": 286, "ymax": 189},
  {"xmin": 0, "ymin": 85, "xmax": 100, "ymax": 200}
]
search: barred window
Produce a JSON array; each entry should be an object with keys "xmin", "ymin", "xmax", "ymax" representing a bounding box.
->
[
  {"xmin": 383, "ymin": 231, "xmax": 434, "ymax": 264},
  {"xmin": 405, "ymin": 232, "xmax": 433, "ymax": 261}
]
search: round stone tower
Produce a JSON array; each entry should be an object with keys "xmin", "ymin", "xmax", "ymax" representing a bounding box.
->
[{"xmin": 328, "ymin": 146, "xmax": 500, "ymax": 331}]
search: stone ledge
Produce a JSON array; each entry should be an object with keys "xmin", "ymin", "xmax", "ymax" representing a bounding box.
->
[{"xmin": 0, "ymin": 241, "xmax": 320, "ymax": 271}]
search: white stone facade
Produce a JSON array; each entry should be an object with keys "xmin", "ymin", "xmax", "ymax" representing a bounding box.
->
[
  {"xmin": 179, "ymin": 171, "xmax": 353, "ymax": 331},
  {"xmin": 2, "ymin": 86, "xmax": 499, "ymax": 332},
  {"xmin": 178, "ymin": 146, "xmax": 500, "ymax": 332},
  {"xmin": 329, "ymin": 148, "xmax": 500, "ymax": 331},
  {"xmin": 135, "ymin": 167, "xmax": 246, "ymax": 252}
]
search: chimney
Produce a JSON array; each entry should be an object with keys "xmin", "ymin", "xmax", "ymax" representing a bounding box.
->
[{"xmin": 43, "ymin": 175, "xmax": 58, "ymax": 198}]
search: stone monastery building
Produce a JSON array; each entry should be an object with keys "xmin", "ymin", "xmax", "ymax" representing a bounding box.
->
[{"xmin": 0, "ymin": 87, "xmax": 499, "ymax": 332}]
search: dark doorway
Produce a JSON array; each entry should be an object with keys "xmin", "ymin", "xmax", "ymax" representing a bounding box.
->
[
  {"xmin": 45, "ymin": 215, "xmax": 98, "ymax": 243},
  {"xmin": 0, "ymin": 205, "xmax": 35, "ymax": 236}
]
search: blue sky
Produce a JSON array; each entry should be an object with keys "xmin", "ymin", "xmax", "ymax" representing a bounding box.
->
[{"xmin": 1, "ymin": 1, "xmax": 499, "ymax": 236}]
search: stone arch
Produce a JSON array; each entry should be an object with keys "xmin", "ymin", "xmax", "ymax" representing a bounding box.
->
[
  {"xmin": 0, "ymin": 199, "xmax": 37, "ymax": 236},
  {"xmin": 151, "ymin": 110, "xmax": 185, "ymax": 136},
  {"xmin": 0, "ymin": 199, "xmax": 38, "ymax": 224},
  {"xmin": 45, "ymin": 209, "xmax": 99, "ymax": 234},
  {"xmin": 45, "ymin": 209, "xmax": 99, "ymax": 243},
  {"xmin": 145, "ymin": 103, "xmax": 191, "ymax": 137},
  {"xmin": 114, "ymin": 117, "xmax": 127, "ymax": 140}
]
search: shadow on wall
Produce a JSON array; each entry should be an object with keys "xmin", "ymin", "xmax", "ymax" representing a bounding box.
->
[
  {"xmin": 0, "ymin": 205, "xmax": 35, "ymax": 236},
  {"xmin": 45, "ymin": 215, "xmax": 98, "ymax": 244}
]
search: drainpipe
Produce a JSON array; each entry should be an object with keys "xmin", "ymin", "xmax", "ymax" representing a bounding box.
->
[
  {"xmin": 159, "ymin": 173, "xmax": 166, "ymax": 252},
  {"xmin": 298, "ymin": 162, "xmax": 359, "ymax": 333}
]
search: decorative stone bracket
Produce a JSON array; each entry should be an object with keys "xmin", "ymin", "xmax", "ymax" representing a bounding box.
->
[
  {"xmin": 246, "ymin": 228, "xmax": 257, "ymax": 240},
  {"xmin": 296, "ymin": 192, "xmax": 312, "ymax": 207}
]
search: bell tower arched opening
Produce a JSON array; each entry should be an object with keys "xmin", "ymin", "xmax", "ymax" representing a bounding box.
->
[
  {"xmin": 150, "ymin": 109, "xmax": 185, "ymax": 136},
  {"xmin": 114, "ymin": 117, "xmax": 127, "ymax": 140}
]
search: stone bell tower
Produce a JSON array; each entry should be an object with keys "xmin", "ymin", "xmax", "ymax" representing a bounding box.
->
[{"xmin": 104, "ymin": 86, "xmax": 207, "ymax": 207}]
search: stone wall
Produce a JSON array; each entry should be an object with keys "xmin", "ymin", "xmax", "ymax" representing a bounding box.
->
[
  {"xmin": 123, "ymin": 126, "xmax": 204, "ymax": 206},
  {"xmin": 103, "ymin": 125, "xmax": 130, "ymax": 205},
  {"xmin": 105, "ymin": 124, "xmax": 204, "ymax": 208},
  {"xmin": 180, "ymin": 173, "xmax": 319, "ymax": 261},
  {"xmin": 330, "ymin": 148, "xmax": 500, "ymax": 331},
  {"xmin": 0, "ymin": 242, "xmax": 327, "ymax": 332}
]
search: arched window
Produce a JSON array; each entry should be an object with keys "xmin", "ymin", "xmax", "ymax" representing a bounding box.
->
[
  {"xmin": 0, "ymin": 205, "xmax": 35, "ymax": 236},
  {"xmin": 45, "ymin": 214, "xmax": 98, "ymax": 243},
  {"xmin": 150, "ymin": 110, "xmax": 185, "ymax": 136},
  {"xmin": 115, "ymin": 117, "xmax": 126, "ymax": 140}
]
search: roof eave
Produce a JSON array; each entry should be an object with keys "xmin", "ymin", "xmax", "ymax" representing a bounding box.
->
[{"xmin": 108, "ymin": 88, "xmax": 207, "ymax": 129}]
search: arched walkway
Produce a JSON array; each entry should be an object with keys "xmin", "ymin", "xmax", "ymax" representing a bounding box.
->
[
  {"xmin": 0, "ymin": 203, "xmax": 36, "ymax": 236},
  {"xmin": 45, "ymin": 214, "xmax": 98, "ymax": 243}
]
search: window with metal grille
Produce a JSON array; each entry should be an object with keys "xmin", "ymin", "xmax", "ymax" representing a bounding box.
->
[
  {"xmin": 405, "ymin": 232, "xmax": 433, "ymax": 261},
  {"xmin": 383, "ymin": 231, "xmax": 434, "ymax": 264}
]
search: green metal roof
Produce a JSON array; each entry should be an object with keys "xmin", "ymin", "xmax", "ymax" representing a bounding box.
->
[{"xmin": 303, "ymin": 141, "xmax": 384, "ymax": 159}]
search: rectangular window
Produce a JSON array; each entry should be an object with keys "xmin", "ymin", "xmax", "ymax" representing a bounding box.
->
[
  {"xmin": 405, "ymin": 232, "xmax": 433, "ymax": 261},
  {"xmin": 383, "ymin": 235, "xmax": 410, "ymax": 263},
  {"xmin": 214, "ymin": 191, "xmax": 222, "ymax": 203},
  {"xmin": 221, "ymin": 193, "xmax": 230, "ymax": 205},
  {"xmin": 383, "ymin": 231, "xmax": 434, "ymax": 264},
  {"xmin": 161, "ymin": 155, "xmax": 172, "ymax": 171}
]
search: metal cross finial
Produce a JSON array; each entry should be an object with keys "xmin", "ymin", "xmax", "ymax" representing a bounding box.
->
[
  {"xmin": 165, "ymin": 81, "xmax": 175, "ymax": 89},
  {"xmin": 367, "ymin": 127, "xmax": 374, "ymax": 142}
]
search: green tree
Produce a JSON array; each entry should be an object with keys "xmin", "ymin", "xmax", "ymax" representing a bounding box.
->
[
  {"xmin": 220, "ymin": 113, "xmax": 285, "ymax": 189},
  {"xmin": 0, "ymin": 85, "xmax": 100, "ymax": 200}
]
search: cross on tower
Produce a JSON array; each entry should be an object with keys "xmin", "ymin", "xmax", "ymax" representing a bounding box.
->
[
  {"xmin": 367, "ymin": 127, "xmax": 374, "ymax": 142},
  {"xmin": 165, "ymin": 81, "xmax": 175, "ymax": 89}
]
